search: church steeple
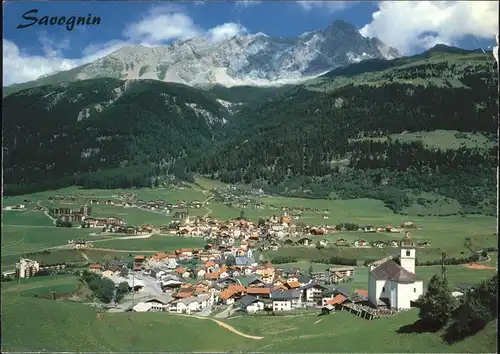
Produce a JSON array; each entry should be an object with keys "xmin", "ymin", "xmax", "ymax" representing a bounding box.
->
[
  {"xmin": 400, "ymin": 232, "xmax": 416, "ymax": 274},
  {"xmin": 399, "ymin": 231, "xmax": 415, "ymax": 248}
]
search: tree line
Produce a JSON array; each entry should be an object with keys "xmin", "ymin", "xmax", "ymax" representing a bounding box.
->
[{"xmin": 415, "ymin": 273, "xmax": 497, "ymax": 343}]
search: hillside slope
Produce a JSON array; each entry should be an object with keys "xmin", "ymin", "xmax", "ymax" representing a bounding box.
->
[{"xmin": 2, "ymin": 78, "xmax": 230, "ymax": 192}]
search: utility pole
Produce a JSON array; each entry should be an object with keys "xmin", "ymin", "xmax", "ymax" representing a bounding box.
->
[
  {"xmin": 441, "ymin": 252, "xmax": 447, "ymax": 283},
  {"xmin": 131, "ymin": 260, "xmax": 135, "ymax": 313}
]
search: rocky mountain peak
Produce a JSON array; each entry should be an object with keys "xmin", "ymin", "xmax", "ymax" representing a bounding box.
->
[{"xmin": 9, "ymin": 20, "xmax": 402, "ymax": 89}]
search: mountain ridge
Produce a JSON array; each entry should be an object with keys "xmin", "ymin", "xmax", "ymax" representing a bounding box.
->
[{"xmin": 4, "ymin": 20, "xmax": 400, "ymax": 94}]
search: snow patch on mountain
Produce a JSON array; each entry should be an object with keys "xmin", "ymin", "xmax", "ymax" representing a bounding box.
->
[{"xmin": 23, "ymin": 20, "xmax": 402, "ymax": 89}]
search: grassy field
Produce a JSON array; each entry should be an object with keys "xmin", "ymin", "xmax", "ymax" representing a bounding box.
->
[
  {"xmin": 2, "ymin": 275, "xmax": 81, "ymax": 298},
  {"xmin": 89, "ymin": 204, "xmax": 174, "ymax": 226},
  {"xmin": 2, "ymin": 249, "xmax": 90, "ymax": 271},
  {"xmin": 225, "ymin": 309, "xmax": 497, "ymax": 352},
  {"xmin": 1, "ymin": 184, "xmax": 496, "ymax": 270},
  {"xmin": 81, "ymin": 249, "xmax": 155, "ymax": 264},
  {"xmin": 194, "ymin": 176, "xmax": 228, "ymax": 190},
  {"xmin": 1, "ymin": 294, "xmax": 249, "ymax": 352},
  {"xmin": 350, "ymin": 130, "xmax": 496, "ymax": 150},
  {"xmin": 92, "ymin": 235, "xmax": 206, "ymax": 252},
  {"xmin": 1, "ymin": 226, "xmax": 105, "ymax": 255},
  {"xmin": 1, "ymin": 210, "xmax": 54, "ymax": 227},
  {"xmin": 1, "ymin": 284, "xmax": 496, "ymax": 352},
  {"xmin": 123, "ymin": 187, "xmax": 207, "ymax": 202}
]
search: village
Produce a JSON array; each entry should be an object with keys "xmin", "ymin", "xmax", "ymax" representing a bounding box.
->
[
  {"xmin": 37, "ymin": 191, "xmax": 433, "ymax": 250},
  {"xmin": 59, "ymin": 230, "xmax": 436, "ymax": 320},
  {"xmin": 9, "ymin": 192, "xmax": 460, "ymax": 321}
]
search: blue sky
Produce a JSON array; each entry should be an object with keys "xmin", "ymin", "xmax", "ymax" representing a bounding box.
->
[{"xmin": 3, "ymin": 1, "xmax": 498, "ymax": 85}]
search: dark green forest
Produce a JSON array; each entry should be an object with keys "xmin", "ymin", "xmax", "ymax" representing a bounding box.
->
[{"xmin": 2, "ymin": 46, "xmax": 498, "ymax": 216}]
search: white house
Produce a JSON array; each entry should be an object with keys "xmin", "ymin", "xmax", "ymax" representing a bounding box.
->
[
  {"xmin": 171, "ymin": 297, "xmax": 200, "ymax": 314},
  {"xmin": 301, "ymin": 283, "xmax": 328, "ymax": 303},
  {"xmin": 270, "ymin": 290, "xmax": 302, "ymax": 311},
  {"xmin": 166, "ymin": 259, "xmax": 178, "ymax": 269},
  {"xmin": 197, "ymin": 293, "xmax": 210, "ymax": 308},
  {"xmin": 247, "ymin": 301, "xmax": 265, "ymax": 313},
  {"xmin": 143, "ymin": 295, "xmax": 173, "ymax": 311},
  {"xmin": 240, "ymin": 295, "xmax": 265, "ymax": 313},
  {"xmin": 133, "ymin": 302, "xmax": 153, "ymax": 312},
  {"xmin": 368, "ymin": 233, "xmax": 423, "ymax": 311},
  {"xmin": 218, "ymin": 271, "xmax": 229, "ymax": 279}
]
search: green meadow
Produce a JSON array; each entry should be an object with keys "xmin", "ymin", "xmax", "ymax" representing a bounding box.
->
[
  {"xmin": 89, "ymin": 204, "xmax": 173, "ymax": 226},
  {"xmin": 1, "ymin": 183, "xmax": 496, "ymax": 270},
  {"xmin": 1, "ymin": 281, "xmax": 496, "ymax": 353},
  {"xmin": 1, "ymin": 210, "xmax": 54, "ymax": 227},
  {"xmin": 92, "ymin": 235, "xmax": 206, "ymax": 252},
  {"xmin": 1, "ymin": 226, "xmax": 104, "ymax": 256}
]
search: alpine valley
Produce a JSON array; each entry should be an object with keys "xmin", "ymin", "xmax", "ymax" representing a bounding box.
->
[{"xmin": 2, "ymin": 20, "xmax": 498, "ymax": 218}]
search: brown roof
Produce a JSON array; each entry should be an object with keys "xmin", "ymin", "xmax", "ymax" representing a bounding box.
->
[
  {"xmin": 205, "ymin": 261, "xmax": 216, "ymax": 268},
  {"xmin": 246, "ymin": 287, "xmax": 271, "ymax": 295},
  {"xmin": 89, "ymin": 264, "xmax": 102, "ymax": 269},
  {"xmin": 175, "ymin": 267, "xmax": 186, "ymax": 274},
  {"xmin": 219, "ymin": 290, "xmax": 236, "ymax": 300},
  {"xmin": 175, "ymin": 291, "xmax": 194, "ymax": 298},
  {"xmin": 370, "ymin": 259, "xmax": 419, "ymax": 283},
  {"xmin": 273, "ymin": 285, "xmax": 288, "ymax": 291},
  {"xmin": 134, "ymin": 255, "xmax": 145, "ymax": 260},
  {"xmin": 286, "ymin": 281, "xmax": 301, "ymax": 289},
  {"xmin": 227, "ymin": 285, "xmax": 246, "ymax": 293},
  {"xmin": 205, "ymin": 272, "xmax": 220, "ymax": 280},
  {"xmin": 151, "ymin": 252, "xmax": 167, "ymax": 260}
]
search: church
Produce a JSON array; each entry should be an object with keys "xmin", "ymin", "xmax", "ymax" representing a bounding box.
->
[{"xmin": 367, "ymin": 232, "xmax": 424, "ymax": 310}]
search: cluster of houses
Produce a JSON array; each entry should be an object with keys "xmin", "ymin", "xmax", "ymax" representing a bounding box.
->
[
  {"xmin": 115, "ymin": 193, "xmax": 204, "ymax": 213},
  {"xmin": 89, "ymin": 253, "xmax": 359, "ymax": 315},
  {"xmin": 86, "ymin": 232, "xmax": 429, "ymax": 319}
]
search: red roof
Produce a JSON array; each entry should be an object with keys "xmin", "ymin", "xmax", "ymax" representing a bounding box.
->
[
  {"xmin": 355, "ymin": 289, "xmax": 368, "ymax": 297},
  {"xmin": 327, "ymin": 294, "xmax": 347, "ymax": 305}
]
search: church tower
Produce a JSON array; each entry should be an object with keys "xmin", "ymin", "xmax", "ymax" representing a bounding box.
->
[{"xmin": 399, "ymin": 231, "xmax": 416, "ymax": 274}]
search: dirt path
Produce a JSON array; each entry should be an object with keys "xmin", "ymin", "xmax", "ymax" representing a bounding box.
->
[
  {"xmin": 79, "ymin": 251, "xmax": 90, "ymax": 262},
  {"xmin": 37, "ymin": 201, "xmax": 57, "ymax": 225},
  {"xmin": 211, "ymin": 319, "xmax": 264, "ymax": 340},
  {"xmin": 202, "ymin": 196, "xmax": 214, "ymax": 219},
  {"xmin": 171, "ymin": 313, "xmax": 263, "ymax": 340}
]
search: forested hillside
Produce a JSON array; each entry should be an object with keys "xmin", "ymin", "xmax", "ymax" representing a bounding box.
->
[
  {"xmin": 180, "ymin": 47, "xmax": 498, "ymax": 216},
  {"xmin": 3, "ymin": 46, "xmax": 498, "ymax": 216},
  {"xmin": 2, "ymin": 79, "xmax": 230, "ymax": 194}
]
